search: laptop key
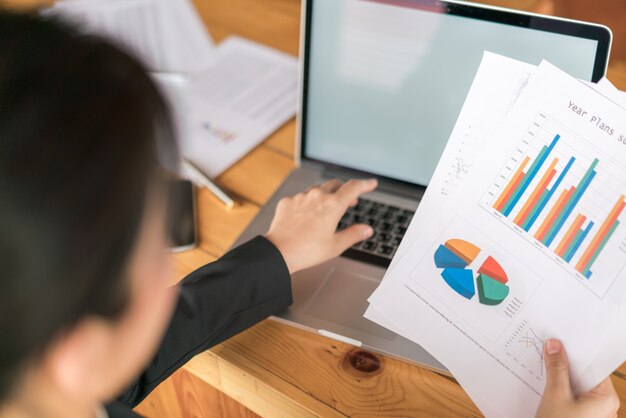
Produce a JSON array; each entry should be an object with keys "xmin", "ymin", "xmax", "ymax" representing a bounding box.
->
[
  {"xmin": 361, "ymin": 240, "xmax": 377, "ymax": 251},
  {"xmin": 337, "ymin": 197, "xmax": 415, "ymax": 264},
  {"xmin": 354, "ymin": 202, "xmax": 367, "ymax": 213},
  {"xmin": 395, "ymin": 226, "xmax": 407, "ymax": 236},
  {"xmin": 378, "ymin": 245, "xmax": 394, "ymax": 255},
  {"xmin": 379, "ymin": 222, "xmax": 392, "ymax": 232},
  {"xmin": 378, "ymin": 233, "xmax": 391, "ymax": 243},
  {"xmin": 396, "ymin": 215, "xmax": 408, "ymax": 224}
]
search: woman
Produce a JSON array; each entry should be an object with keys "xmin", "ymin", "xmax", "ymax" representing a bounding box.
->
[{"xmin": 0, "ymin": 10, "xmax": 619, "ymax": 418}]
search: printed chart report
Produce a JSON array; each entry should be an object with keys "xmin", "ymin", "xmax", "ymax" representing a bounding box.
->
[
  {"xmin": 482, "ymin": 113, "xmax": 626, "ymax": 297},
  {"xmin": 367, "ymin": 60, "xmax": 626, "ymax": 418}
]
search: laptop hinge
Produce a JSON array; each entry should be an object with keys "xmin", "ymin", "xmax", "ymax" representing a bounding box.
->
[{"xmin": 318, "ymin": 165, "xmax": 425, "ymax": 201}]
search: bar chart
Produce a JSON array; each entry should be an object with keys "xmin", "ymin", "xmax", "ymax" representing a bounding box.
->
[{"xmin": 482, "ymin": 114, "xmax": 626, "ymax": 296}]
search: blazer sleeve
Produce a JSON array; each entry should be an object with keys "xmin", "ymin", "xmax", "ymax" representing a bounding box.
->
[{"xmin": 115, "ymin": 236, "xmax": 292, "ymax": 408}]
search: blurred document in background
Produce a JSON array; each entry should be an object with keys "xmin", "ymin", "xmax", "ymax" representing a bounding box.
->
[
  {"xmin": 47, "ymin": 0, "xmax": 215, "ymax": 73},
  {"xmin": 162, "ymin": 37, "xmax": 298, "ymax": 178},
  {"xmin": 47, "ymin": 1, "xmax": 298, "ymax": 179}
]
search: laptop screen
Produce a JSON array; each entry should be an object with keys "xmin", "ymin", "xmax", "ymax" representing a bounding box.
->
[{"xmin": 303, "ymin": 0, "xmax": 607, "ymax": 187}]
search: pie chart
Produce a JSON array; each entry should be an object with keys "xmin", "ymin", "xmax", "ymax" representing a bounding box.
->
[{"xmin": 434, "ymin": 239, "xmax": 510, "ymax": 305}]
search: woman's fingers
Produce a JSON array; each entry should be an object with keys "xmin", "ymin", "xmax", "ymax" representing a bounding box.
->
[
  {"xmin": 336, "ymin": 179, "xmax": 378, "ymax": 206},
  {"xmin": 333, "ymin": 224, "xmax": 374, "ymax": 254},
  {"xmin": 319, "ymin": 179, "xmax": 343, "ymax": 193},
  {"xmin": 543, "ymin": 339, "xmax": 573, "ymax": 400}
]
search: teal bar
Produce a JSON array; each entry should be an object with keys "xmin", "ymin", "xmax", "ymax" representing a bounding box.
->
[
  {"xmin": 523, "ymin": 156, "xmax": 576, "ymax": 232},
  {"xmin": 564, "ymin": 221, "xmax": 594, "ymax": 263},
  {"xmin": 563, "ymin": 229, "xmax": 584, "ymax": 260},
  {"xmin": 522, "ymin": 189, "xmax": 550, "ymax": 230},
  {"xmin": 503, "ymin": 135, "xmax": 561, "ymax": 216},
  {"xmin": 501, "ymin": 146, "xmax": 548, "ymax": 215},
  {"xmin": 544, "ymin": 159, "xmax": 599, "ymax": 246},
  {"xmin": 583, "ymin": 220, "xmax": 620, "ymax": 278}
]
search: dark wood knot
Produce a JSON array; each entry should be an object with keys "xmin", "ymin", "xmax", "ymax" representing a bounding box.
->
[{"xmin": 341, "ymin": 348, "xmax": 384, "ymax": 377}]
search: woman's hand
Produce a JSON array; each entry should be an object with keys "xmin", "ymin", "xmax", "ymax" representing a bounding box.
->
[
  {"xmin": 536, "ymin": 339, "xmax": 620, "ymax": 418},
  {"xmin": 266, "ymin": 178, "xmax": 377, "ymax": 274}
]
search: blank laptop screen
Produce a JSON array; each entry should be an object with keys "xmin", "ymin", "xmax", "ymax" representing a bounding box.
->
[{"xmin": 303, "ymin": 0, "xmax": 601, "ymax": 187}]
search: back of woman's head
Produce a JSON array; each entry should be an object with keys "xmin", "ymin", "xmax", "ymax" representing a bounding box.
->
[{"xmin": 0, "ymin": 10, "xmax": 176, "ymax": 401}]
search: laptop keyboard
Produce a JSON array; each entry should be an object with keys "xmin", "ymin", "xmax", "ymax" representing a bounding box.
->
[{"xmin": 337, "ymin": 197, "xmax": 414, "ymax": 267}]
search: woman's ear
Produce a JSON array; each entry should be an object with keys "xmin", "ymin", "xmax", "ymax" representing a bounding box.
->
[{"xmin": 43, "ymin": 317, "xmax": 117, "ymax": 402}]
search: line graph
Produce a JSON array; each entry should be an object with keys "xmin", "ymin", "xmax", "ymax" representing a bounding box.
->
[
  {"xmin": 504, "ymin": 320, "xmax": 545, "ymax": 383},
  {"xmin": 518, "ymin": 329, "xmax": 545, "ymax": 376}
]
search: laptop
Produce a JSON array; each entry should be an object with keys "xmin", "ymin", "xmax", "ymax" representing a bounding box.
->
[{"xmin": 234, "ymin": 0, "xmax": 611, "ymax": 373}]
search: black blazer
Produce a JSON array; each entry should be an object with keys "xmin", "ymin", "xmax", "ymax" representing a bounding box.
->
[{"xmin": 104, "ymin": 236, "xmax": 292, "ymax": 418}]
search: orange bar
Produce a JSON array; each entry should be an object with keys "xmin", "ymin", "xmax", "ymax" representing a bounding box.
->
[
  {"xmin": 555, "ymin": 214, "xmax": 586, "ymax": 256},
  {"xmin": 514, "ymin": 158, "xmax": 559, "ymax": 225},
  {"xmin": 494, "ymin": 156, "xmax": 531, "ymax": 212},
  {"xmin": 576, "ymin": 195, "xmax": 626, "ymax": 272},
  {"xmin": 535, "ymin": 187, "xmax": 574, "ymax": 242}
]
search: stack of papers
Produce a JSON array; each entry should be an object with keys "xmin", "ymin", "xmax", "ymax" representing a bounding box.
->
[
  {"xmin": 46, "ymin": 0, "xmax": 216, "ymax": 73},
  {"xmin": 47, "ymin": 0, "xmax": 298, "ymax": 179},
  {"xmin": 366, "ymin": 52, "xmax": 626, "ymax": 417}
]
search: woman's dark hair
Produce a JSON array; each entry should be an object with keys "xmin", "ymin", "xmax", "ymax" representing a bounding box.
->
[{"xmin": 0, "ymin": 10, "xmax": 177, "ymax": 401}]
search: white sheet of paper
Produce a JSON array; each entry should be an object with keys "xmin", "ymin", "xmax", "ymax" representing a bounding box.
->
[
  {"xmin": 370, "ymin": 62, "xmax": 626, "ymax": 367},
  {"xmin": 165, "ymin": 37, "xmax": 298, "ymax": 178},
  {"xmin": 575, "ymin": 77, "xmax": 626, "ymax": 387},
  {"xmin": 368, "ymin": 69, "xmax": 626, "ymax": 337},
  {"xmin": 368, "ymin": 70, "xmax": 626, "ymax": 415},
  {"xmin": 48, "ymin": 0, "xmax": 215, "ymax": 73},
  {"xmin": 367, "ymin": 61, "xmax": 626, "ymax": 417}
]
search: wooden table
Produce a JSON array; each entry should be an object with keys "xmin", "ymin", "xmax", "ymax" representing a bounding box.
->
[{"xmin": 5, "ymin": 0, "xmax": 626, "ymax": 416}]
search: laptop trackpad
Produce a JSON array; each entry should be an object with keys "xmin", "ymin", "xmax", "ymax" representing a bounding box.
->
[{"xmin": 304, "ymin": 269, "xmax": 396, "ymax": 340}]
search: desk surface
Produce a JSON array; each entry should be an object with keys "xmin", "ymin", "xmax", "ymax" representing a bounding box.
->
[{"xmin": 5, "ymin": 0, "xmax": 626, "ymax": 416}]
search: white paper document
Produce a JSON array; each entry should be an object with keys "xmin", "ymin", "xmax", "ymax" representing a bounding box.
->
[
  {"xmin": 49, "ymin": 0, "xmax": 298, "ymax": 179},
  {"xmin": 367, "ymin": 57, "xmax": 626, "ymax": 330},
  {"xmin": 47, "ymin": 0, "xmax": 215, "ymax": 73},
  {"xmin": 160, "ymin": 37, "xmax": 299, "ymax": 178},
  {"xmin": 367, "ymin": 56, "xmax": 626, "ymax": 417}
]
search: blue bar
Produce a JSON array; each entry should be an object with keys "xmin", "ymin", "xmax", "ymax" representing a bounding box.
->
[
  {"xmin": 583, "ymin": 220, "xmax": 620, "ymax": 279},
  {"xmin": 564, "ymin": 221, "xmax": 594, "ymax": 262},
  {"xmin": 502, "ymin": 134, "xmax": 560, "ymax": 217},
  {"xmin": 585, "ymin": 271, "xmax": 592, "ymax": 279},
  {"xmin": 545, "ymin": 169, "xmax": 597, "ymax": 247},
  {"xmin": 523, "ymin": 156, "xmax": 575, "ymax": 231}
]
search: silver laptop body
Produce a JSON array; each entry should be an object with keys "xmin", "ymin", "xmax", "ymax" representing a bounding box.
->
[{"xmin": 233, "ymin": 0, "xmax": 611, "ymax": 373}]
